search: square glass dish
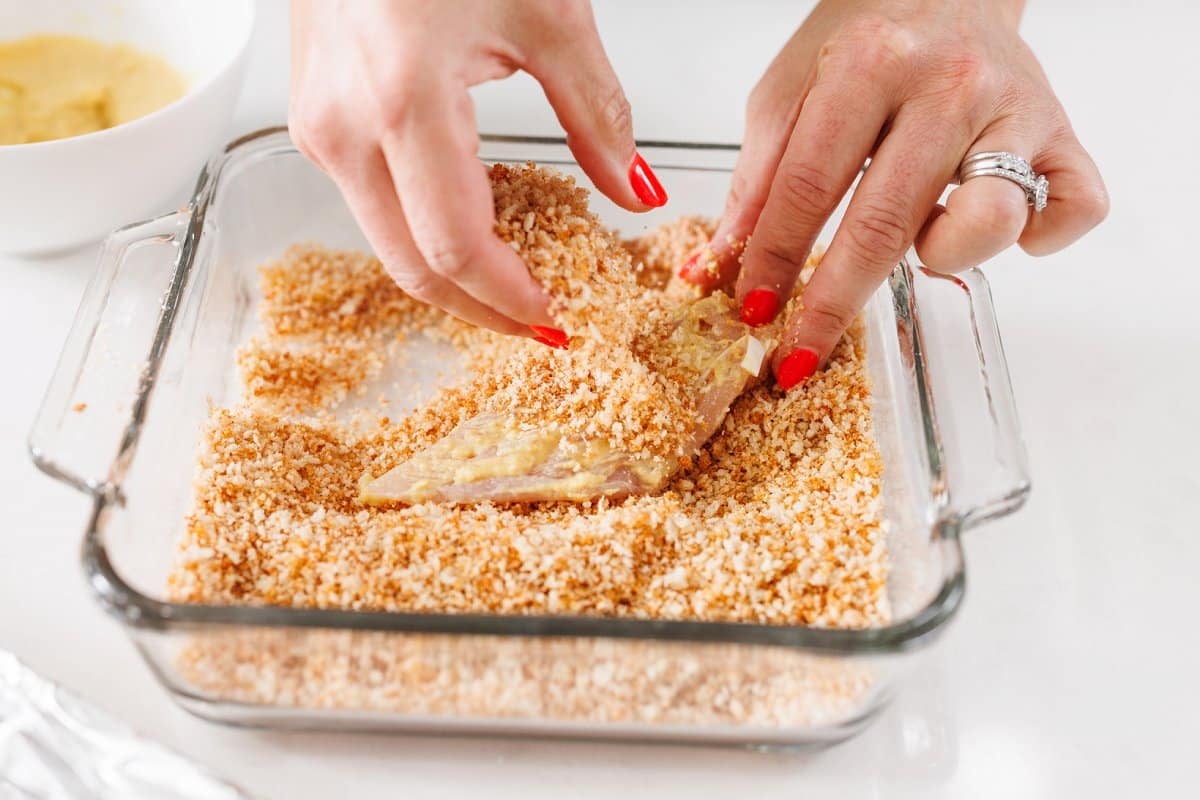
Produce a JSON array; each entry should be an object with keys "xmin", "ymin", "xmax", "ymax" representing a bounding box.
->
[{"xmin": 30, "ymin": 128, "xmax": 1029, "ymax": 747}]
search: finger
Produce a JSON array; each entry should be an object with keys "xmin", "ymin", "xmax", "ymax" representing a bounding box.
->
[
  {"xmin": 524, "ymin": 10, "xmax": 664, "ymax": 211},
  {"xmin": 1019, "ymin": 136, "xmax": 1109, "ymax": 255},
  {"xmin": 915, "ymin": 133, "xmax": 1034, "ymax": 273},
  {"xmin": 377, "ymin": 85, "xmax": 556, "ymax": 329},
  {"xmin": 678, "ymin": 34, "xmax": 820, "ymax": 291},
  {"xmin": 328, "ymin": 143, "xmax": 529, "ymax": 337},
  {"xmin": 287, "ymin": 0, "xmax": 336, "ymax": 174},
  {"xmin": 730, "ymin": 51, "xmax": 905, "ymax": 325},
  {"xmin": 773, "ymin": 111, "xmax": 964, "ymax": 388}
]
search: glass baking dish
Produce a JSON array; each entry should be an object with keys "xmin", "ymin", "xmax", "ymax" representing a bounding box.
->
[{"xmin": 29, "ymin": 128, "xmax": 1029, "ymax": 747}]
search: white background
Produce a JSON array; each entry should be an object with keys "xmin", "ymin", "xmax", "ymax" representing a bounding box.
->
[{"xmin": 2, "ymin": 1, "xmax": 1198, "ymax": 797}]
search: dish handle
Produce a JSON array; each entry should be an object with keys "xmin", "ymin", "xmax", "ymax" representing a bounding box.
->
[
  {"xmin": 29, "ymin": 210, "xmax": 192, "ymax": 498},
  {"xmin": 914, "ymin": 265, "xmax": 1032, "ymax": 531}
]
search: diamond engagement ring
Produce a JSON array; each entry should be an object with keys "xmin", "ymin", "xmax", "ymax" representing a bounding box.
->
[{"xmin": 956, "ymin": 150, "xmax": 1050, "ymax": 212}]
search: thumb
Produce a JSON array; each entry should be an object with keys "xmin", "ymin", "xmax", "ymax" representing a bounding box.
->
[{"xmin": 521, "ymin": 13, "xmax": 666, "ymax": 211}]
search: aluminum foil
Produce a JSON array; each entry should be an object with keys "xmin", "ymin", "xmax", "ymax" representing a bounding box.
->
[{"xmin": 0, "ymin": 651, "xmax": 250, "ymax": 799}]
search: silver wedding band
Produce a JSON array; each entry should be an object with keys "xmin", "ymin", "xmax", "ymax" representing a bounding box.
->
[{"xmin": 956, "ymin": 151, "xmax": 1050, "ymax": 212}]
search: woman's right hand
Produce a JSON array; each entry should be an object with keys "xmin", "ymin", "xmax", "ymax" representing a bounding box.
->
[{"xmin": 289, "ymin": 0, "xmax": 667, "ymax": 340}]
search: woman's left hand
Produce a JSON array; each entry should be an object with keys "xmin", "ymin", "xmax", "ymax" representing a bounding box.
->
[{"xmin": 680, "ymin": 0, "xmax": 1109, "ymax": 389}]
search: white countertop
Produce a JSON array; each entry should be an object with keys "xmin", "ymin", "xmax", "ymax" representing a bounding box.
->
[{"xmin": 2, "ymin": 1, "xmax": 1197, "ymax": 797}]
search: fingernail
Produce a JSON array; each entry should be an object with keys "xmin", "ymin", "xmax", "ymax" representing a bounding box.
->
[
  {"xmin": 678, "ymin": 251, "xmax": 700, "ymax": 279},
  {"xmin": 776, "ymin": 348, "xmax": 820, "ymax": 390},
  {"xmin": 530, "ymin": 325, "xmax": 569, "ymax": 349},
  {"xmin": 629, "ymin": 152, "xmax": 668, "ymax": 207},
  {"xmin": 740, "ymin": 289, "xmax": 779, "ymax": 327}
]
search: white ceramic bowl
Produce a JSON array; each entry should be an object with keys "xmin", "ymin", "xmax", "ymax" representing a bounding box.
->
[{"xmin": 0, "ymin": 0, "xmax": 254, "ymax": 254}]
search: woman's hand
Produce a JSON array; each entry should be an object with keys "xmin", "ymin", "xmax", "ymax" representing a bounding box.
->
[
  {"xmin": 289, "ymin": 0, "xmax": 666, "ymax": 339},
  {"xmin": 680, "ymin": 0, "xmax": 1108, "ymax": 388}
]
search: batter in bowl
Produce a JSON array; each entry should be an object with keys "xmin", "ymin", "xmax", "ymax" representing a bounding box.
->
[{"xmin": 0, "ymin": 34, "xmax": 185, "ymax": 145}]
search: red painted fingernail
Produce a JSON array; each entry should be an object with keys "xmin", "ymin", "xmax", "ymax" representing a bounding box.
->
[
  {"xmin": 678, "ymin": 251, "xmax": 701, "ymax": 279},
  {"xmin": 776, "ymin": 348, "xmax": 820, "ymax": 390},
  {"xmin": 740, "ymin": 289, "xmax": 779, "ymax": 327},
  {"xmin": 530, "ymin": 325, "xmax": 569, "ymax": 349},
  {"xmin": 629, "ymin": 152, "xmax": 668, "ymax": 207}
]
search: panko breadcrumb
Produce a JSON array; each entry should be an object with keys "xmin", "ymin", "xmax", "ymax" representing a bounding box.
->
[
  {"xmin": 168, "ymin": 165, "xmax": 889, "ymax": 630},
  {"xmin": 623, "ymin": 214, "xmax": 715, "ymax": 291},
  {"xmin": 175, "ymin": 628, "xmax": 879, "ymax": 730},
  {"xmin": 491, "ymin": 163, "xmax": 643, "ymax": 343},
  {"xmin": 481, "ymin": 166, "xmax": 775, "ymax": 470}
]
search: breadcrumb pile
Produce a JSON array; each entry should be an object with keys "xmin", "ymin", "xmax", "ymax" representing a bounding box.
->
[
  {"xmin": 488, "ymin": 165, "xmax": 708, "ymax": 463},
  {"xmin": 176, "ymin": 628, "xmax": 879, "ymax": 730},
  {"xmin": 167, "ymin": 165, "xmax": 889, "ymax": 630},
  {"xmin": 492, "ymin": 163, "xmax": 644, "ymax": 342},
  {"xmin": 623, "ymin": 215, "xmax": 716, "ymax": 290}
]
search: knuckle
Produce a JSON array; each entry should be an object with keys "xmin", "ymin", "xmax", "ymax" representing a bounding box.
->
[
  {"xmin": 421, "ymin": 238, "xmax": 479, "ymax": 280},
  {"xmin": 746, "ymin": 75, "xmax": 803, "ymax": 136},
  {"xmin": 845, "ymin": 200, "xmax": 911, "ymax": 263},
  {"xmin": 387, "ymin": 267, "xmax": 441, "ymax": 304},
  {"xmin": 985, "ymin": 194, "xmax": 1030, "ymax": 238},
  {"xmin": 373, "ymin": 83, "xmax": 418, "ymax": 134},
  {"xmin": 842, "ymin": 15, "xmax": 915, "ymax": 72},
  {"xmin": 958, "ymin": 184, "xmax": 1028, "ymax": 240},
  {"xmin": 842, "ymin": 14, "xmax": 892, "ymax": 47},
  {"xmin": 287, "ymin": 110, "xmax": 312, "ymax": 159},
  {"xmin": 594, "ymin": 85, "xmax": 633, "ymax": 138},
  {"xmin": 290, "ymin": 103, "xmax": 348, "ymax": 164},
  {"xmin": 914, "ymin": 51, "xmax": 1006, "ymax": 133},
  {"xmin": 802, "ymin": 300, "xmax": 858, "ymax": 339},
  {"xmin": 851, "ymin": 38, "xmax": 892, "ymax": 74},
  {"xmin": 726, "ymin": 170, "xmax": 750, "ymax": 213},
  {"xmin": 1077, "ymin": 179, "xmax": 1111, "ymax": 228},
  {"xmin": 964, "ymin": 63, "xmax": 1004, "ymax": 108},
  {"xmin": 725, "ymin": 170, "xmax": 765, "ymax": 224},
  {"xmin": 550, "ymin": 1, "xmax": 594, "ymax": 35},
  {"xmin": 361, "ymin": 56, "xmax": 424, "ymax": 133},
  {"xmin": 775, "ymin": 161, "xmax": 841, "ymax": 222},
  {"xmin": 991, "ymin": 79, "xmax": 1027, "ymax": 118},
  {"xmin": 746, "ymin": 77, "xmax": 774, "ymax": 120},
  {"xmin": 942, "ymin": 53, "xmax": 1003, "ymax": 117},
  {"xmin": 759, "ymin": 240, "xmax": 808, "ymax": 276},
  {"xmin": 1042, "ymin": 122, "xmax": 1079, "ymax": 154}
]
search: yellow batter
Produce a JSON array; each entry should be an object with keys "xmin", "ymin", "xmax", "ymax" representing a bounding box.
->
[{"xmin": 0, "ymin": 34, "xmax": 186, "ymax": 145}]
